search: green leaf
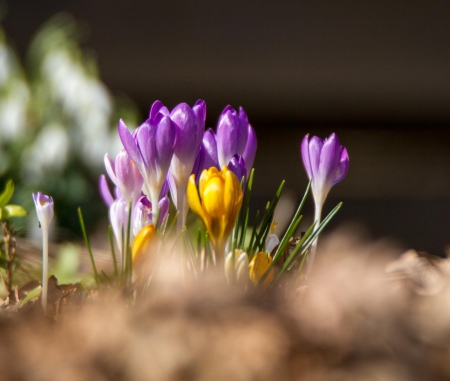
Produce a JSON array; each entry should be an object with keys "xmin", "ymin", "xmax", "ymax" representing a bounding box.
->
[
  {"xmin": 0, "ymin": 204, "xmax": 27, "ymax": 219},
  {"xmin": 0, "ymin": 180, "xmax": 14, "ymax": 209},
  {"xmin": 19, "ymin": 286, "xmax": 41, "ymax": 308}
]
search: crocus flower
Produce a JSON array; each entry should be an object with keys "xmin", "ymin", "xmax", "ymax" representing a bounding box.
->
[
  {"xmin": 249, "ymin": 252, "xmax": 274, "ymax": 290},
  {"xmin": 118, "ymin": 108, "xmax": 175, "ymax": 218},
  {"xmin": 168, "ymin": 100, "xmax": 206, "ymax": 230},
  {"xmin": 301, "ymin": 132, "xmax": 349, "ymax": 276},
  {"xmin": 301, "ymin": 133, "xmax": 349, "ymax": 207},
  {"xmin": 133, "ymin": 195, "xmax": 169, "ymax": 236},
  {"xmin": 187, "ymin": 166, "xmax": 243, "ymax": 260},
  {"xmin": 104, "ymin": 150, "xmax": 143, "ymax": 204},
  {"xmin": 32, "ymin": 192, "xmax": 54, "ymax": 314},
  {"xmin": 194, "ymin": 106, "xmax": 257, "ymax": 180}
]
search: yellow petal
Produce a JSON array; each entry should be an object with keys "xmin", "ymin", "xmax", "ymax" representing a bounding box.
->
[
  {"xmin": 249, "ymin": 252, "xmax": 274, "ymax": 290},
  {"xmin": 199, "ymin": 167, "xmax": 219, "ymax": 197},
  {"xmin": 132, "ymin": 224, "xmax": 157, "ymax": 269},
  {"xmin": 223, "ymin": 167, "xmax": 243, "ymax": 237},
  {"xmin": 203, "ymin": 176, "xmax": 225, "ymax": 218},
  {"xmin": 187, "ymin": 174, "xmax": 208, "ymax": 226}
]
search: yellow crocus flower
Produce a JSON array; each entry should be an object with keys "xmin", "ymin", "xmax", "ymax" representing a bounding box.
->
[
  {"xmin": 187, "ymin": 166, "xmax": 243, "ymax": 260},
  {"xmin": 249, "ymin": 252, "xmax": 274, "ymax": 290}
]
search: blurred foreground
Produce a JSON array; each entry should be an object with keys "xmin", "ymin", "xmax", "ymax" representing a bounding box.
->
[{"xmin": 1, "ymin": 230, "xmax": 450, "ymax": 380}]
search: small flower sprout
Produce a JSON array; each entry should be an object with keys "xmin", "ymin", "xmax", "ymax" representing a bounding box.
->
[
  {"xmin": 187, "ymin": 166, "xmax": 243, "ymax": 261},
  {"xmin": 249, "ymin": 252, "xmax": 274, "ymax": 291},
  {"xmin": 301, "ymin": 133, "xmax": 349, "ymax": 276},
  {"xmin": 32, "ymin": 192, "xmax": 54, "ymax": 314}
]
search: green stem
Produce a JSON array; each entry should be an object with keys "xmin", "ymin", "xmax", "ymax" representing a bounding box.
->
[{"xmin": 305, "ymin": 200, "xmax": 322, "ymax": 278}]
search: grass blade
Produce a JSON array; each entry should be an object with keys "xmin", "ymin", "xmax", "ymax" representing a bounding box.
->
[{"xmin": 78, "ymin": 207, "xmax": 100, "ymax": 287}]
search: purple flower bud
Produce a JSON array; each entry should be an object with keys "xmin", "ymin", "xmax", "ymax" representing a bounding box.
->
[
  {"xmin": 216, "ymin": 105, "xmax": 249, "ymax": 168},
  {"xmin": 32, "ymin": 192, "xmax": 54, "ymax": 229},
  {"xmin": 301, "ymin": 133, "xmax": 349, "ymax": 205},
  {"xmin": 243, "ymin": 124, "xmax": 257, "ymax": 171},
  {"xmin": 104, "ymin": 150, "xmax": 143, "ymax": 204},
  {"xmin": 227, "ymin": 154, "xmax": 247, "ymax": 182},
  {"xmin": 169, "ymin": 100, "xmax": 206, "ymax": 186},
  {"xmin": 99, "ymin": 175, "xmax": 114, "ymax": 207},
  {"xmin": 118, "ymin": 112, "xmax": 175, "ymax": 213}
]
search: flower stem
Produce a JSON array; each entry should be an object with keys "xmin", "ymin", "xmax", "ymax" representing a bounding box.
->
[
  {"xmin": 176, "ymin": 183, "xmax": 187, "ymax": 234},
  {"xmin": 42, "ymin": 225, "xmax": 48, "ymax": 314},
  {"xmin": 305, "ymin": 200, "xmax": 322, "ymax": 278}
]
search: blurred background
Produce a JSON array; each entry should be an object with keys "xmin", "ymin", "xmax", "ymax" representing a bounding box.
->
[{"xmin": 1, "ymin": 0, "xmax": 450, "ymax": 255}]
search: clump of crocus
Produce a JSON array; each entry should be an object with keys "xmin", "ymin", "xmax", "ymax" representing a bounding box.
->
[
  {"xmin": 249, "ymin": 252, "xmax": 274, "ymax": 291},
  {"xmin": 32, "ymin": 192, "xmax": 54, "ymax": 314},
  {"xmin": 132, "ymin": 223, "xmax": 157, "ymax": 280},
  {"xmin": 301, "ymin": 133, "xmax": 349, "ymax": 276},
  {"xmin": 187, "ymin": 166, "xmax": 243, "ymax": 261}
]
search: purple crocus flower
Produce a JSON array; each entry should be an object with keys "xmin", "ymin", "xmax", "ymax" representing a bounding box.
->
[
  {"xmin": 164, "ymin": 100, "xmax": 205, "ymax": 230},
  {"xmin": 118, "ymin": 106, "xmax": 176, "ymax": 216},
  {"xmin": 104, "ymin": 150, "xmax": 143, "ymax": 204},
  {"xmin": 202, "ymin": 128, "xmax": 219, "ymax": 171},
  {"xmin": 216, "ymin": 106, "xmax": 249, "ymax": 168},
  {"xmin": 301, "ymin": 132, "xmax": 348, "ymax": 277},
  {"xmin": 133, "ymin": 195, "xmax": 169, "ymax": 236},
  {"xmin": 301, "ymin": 133, "xmax": 349, "ymax": 207},
  {"xmin": 99, "ymin": 175, "xmax": 114, "ymax": 207},
  {"xmin": 32, "ymin": 192, "xmax": 54, "ymax": 229}
]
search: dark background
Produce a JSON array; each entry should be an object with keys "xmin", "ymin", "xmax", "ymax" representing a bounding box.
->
[{"xmin": 3, "ymin": 0, "xmax": 450, "ymax": 254}]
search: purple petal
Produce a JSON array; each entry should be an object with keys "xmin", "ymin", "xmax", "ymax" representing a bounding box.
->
[
  {"xmin": 159, "ymin": 176, "xmax": 170, "ymax": 199},
  {"xmin": 308, "ymin": 136, "xmax": 324, "ymax": 180},
  {"xmin": 170, "ymin": 103, "xmax": 201, "ymax": 163},
  {"xmin": 115, "ymin": 150, "xmax": 135, "ymax": 200},
  {"xmin": 333, "ymin": 147, "xmax": 349, "ymax": 184},
  {"xmin": 149, "ymin": 100, "xmax": 169, "ymax": 121},
  {"xmin": 193, "ymin": 99, "xmax": 206, "ymax": 125},
  {"xmin": 135, "ymin": 123, "xmax": 156, "ymax": 169},
  {"xmin": 118, "ymin": 119, "xmax": 143, "ymax": 169},
  {"xmin": 104, "ymin": 153, "xmax": 118, "ymax": 185},
  {"xmin": 217, "ymin": 107, "xmax": 240, "ymax": 167},
  {"xmin": 157, "ymin": 196, "xmax": 170, "ymax": 226},
  {"xmin": 155, "ymin": 116, "xmax": 176, "ymax": 171},
  {"xmin": 319, "ymin": 133, "xmax": 341, "ymax": 183},
  {"xmin": 301, "ymin": 134, "xmax": 313, "ymax": 180},
  {"xmin": 227, "ymin": 154, "xmax": 247, "ymax": 182},
  {"xmin": 191, "ymin": 145, "xmax": 205, "ymax": 182},
  {"xmin": 243, "ymin": 124, "xmax": 257, "ymax": 170},
  {"xmin": 203, "ymin": 128, "xmax": 219, "ymax": 170},
  {"xmin": 99, "ymin": 175, "xmax": 114, "ymax": 207},
  {"xmin": 236, "ymin": 107, "xmax": 249, "ymax": 155}
]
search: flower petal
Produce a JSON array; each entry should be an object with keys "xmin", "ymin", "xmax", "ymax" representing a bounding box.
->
[
  {"xmin": 301, "ymin": 134, "xmax": 313, "ymax": 180},
  {"xmin": 333, "ymin": 147, "xmax": 349, "ymax": 184},
  {"xmin": 118, "ymin": 119, "xmax": 143, "ymax": 169},
  {"xmin": 99, "ymin": 175, "xmax": 114, "ymax": 207}
]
